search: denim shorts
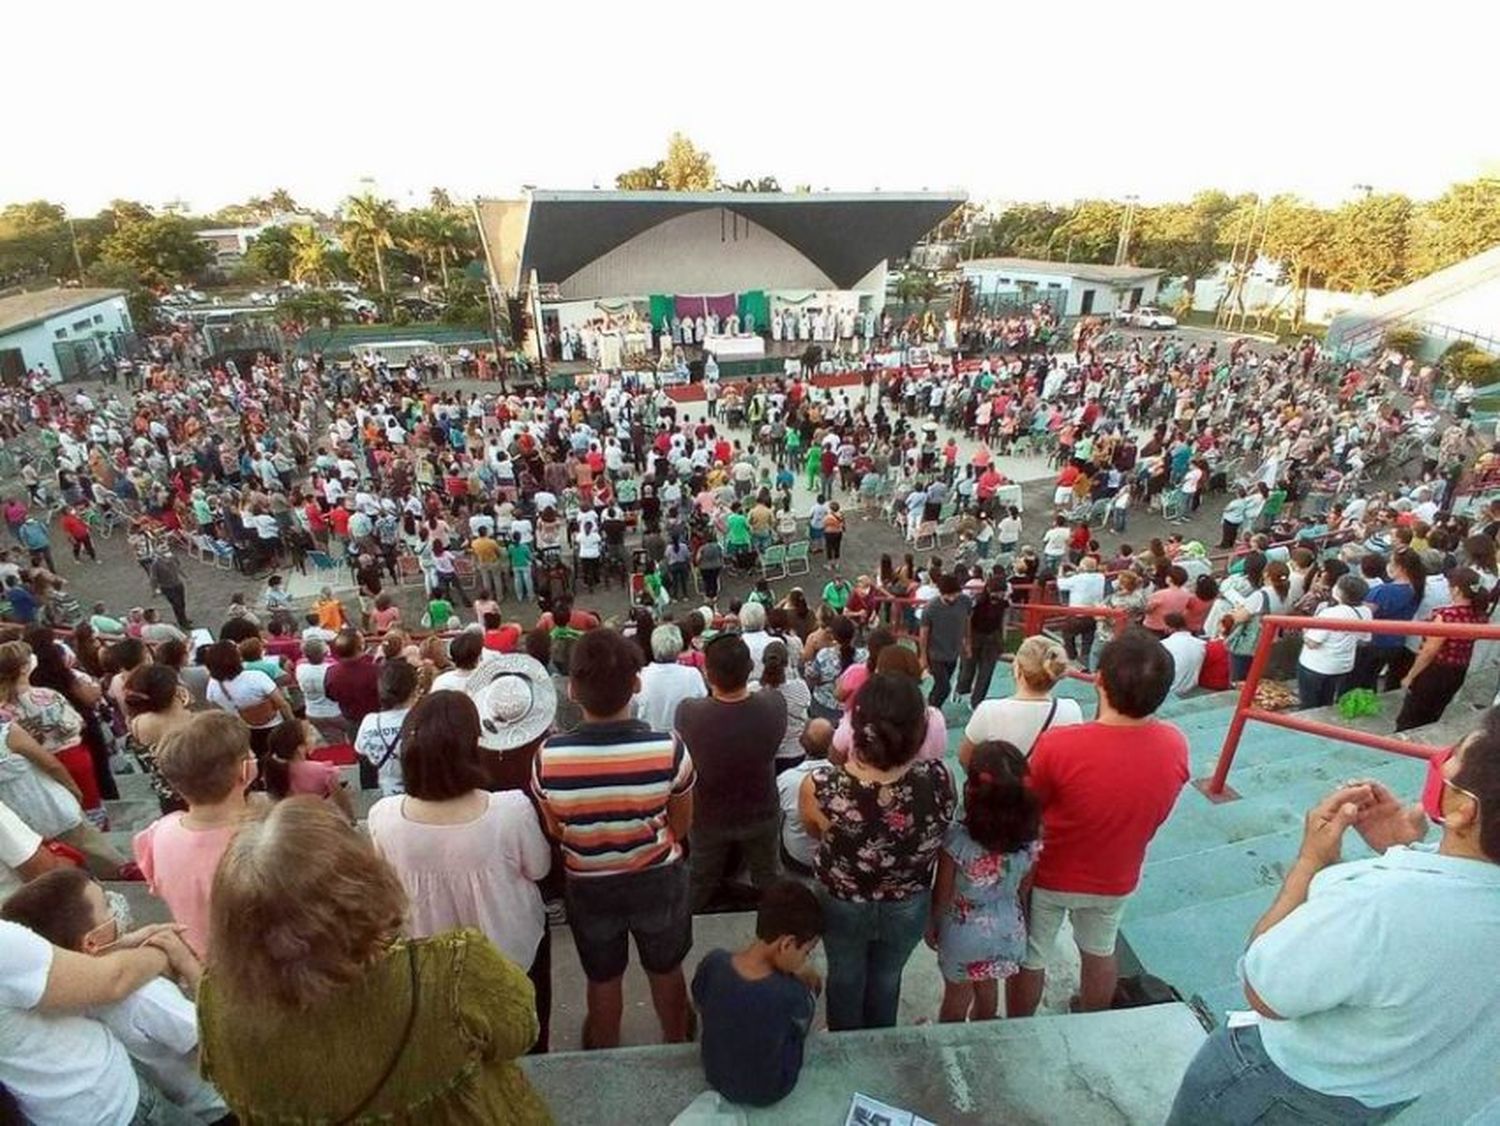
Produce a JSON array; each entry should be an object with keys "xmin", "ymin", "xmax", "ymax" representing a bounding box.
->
[{"xmin": 564, "ymin": 861, "xmax": 692, "ymax": 983}]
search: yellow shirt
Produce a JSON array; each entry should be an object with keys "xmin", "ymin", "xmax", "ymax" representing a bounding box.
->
[{"xmin": 471, "ymin": 535, "xmax": 502, "ymax": 564}]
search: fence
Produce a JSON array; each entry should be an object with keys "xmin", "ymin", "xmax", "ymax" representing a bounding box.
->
[{"xmin": 1204, "ymin": 614, "xmax": 1500, "ymax": 800}]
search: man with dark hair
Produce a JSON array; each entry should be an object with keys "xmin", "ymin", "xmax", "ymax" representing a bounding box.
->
[
  {"xmin": 919, "ymin": 572, "xmax": 971, "ymax": 710},
  {"xmin": 324, "ymin": 629, "xmax": 381, "ymax": 789},
  {"xmin": 432, "ymin": 628, "xmax": 490, "ymax": 692},
  {"xmin": 692, "ymin": 880, "xmax": 823, "ymax": 1107},
  {"xmin": 1011, "ymin": 630, "xmax": 1188, "ymax": 1017},
  {"xmin": 532, "ymin": 628, "xmax": 696, "ymax": 1050},
  {"xmin": 675, "ymin": 634, "xmax": 788, "ymax": 912}
]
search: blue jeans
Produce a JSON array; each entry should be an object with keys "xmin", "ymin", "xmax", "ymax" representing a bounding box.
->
[
  {"xmin": 1168, "ymin": 1025, "xmax": 1411, "ymax": 1125},
  {"xmin": 819, "ymin": 890, "xmax": 930, "ymax": 1031},
  {"xmin": 512, "ymin": 565, "xmax": 534, "ymax": 603}
]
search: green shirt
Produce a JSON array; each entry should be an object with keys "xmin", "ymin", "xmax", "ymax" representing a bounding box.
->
[
  {"xmin": 823, "ymin": 581, "xmax": 851, "ymax": 611},
  {"xmin": 725, "ymin": 512, "xmax": 752, "ymax": 547},
  {"xmin": 508, "ymin": 541, "xmax": 533, "ymax": 568},
  {"xmin": 428, "ymin": 599, "xmax": 455, "ymax": 628},
  {"xmin": 198, "ymin": 932, "xmax": 551, "ymax": 1124}
]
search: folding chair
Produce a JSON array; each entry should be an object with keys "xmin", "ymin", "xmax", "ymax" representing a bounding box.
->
[
  {"xmin": 784, "ymin": 540, "xmax": 811, "ymax": 576},
  {"xmin": 759, "ymin": 543, "xmax": 787, "ymax": 580}
]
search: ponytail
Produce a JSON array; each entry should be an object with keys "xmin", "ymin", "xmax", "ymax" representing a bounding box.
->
[
  {"xmin": 963, "ymin": 741, "xmax": 1041, "ymax": 855},
  {"xmin": 261, "ymin": 722, "xmax": 303, "ymax": 801}
]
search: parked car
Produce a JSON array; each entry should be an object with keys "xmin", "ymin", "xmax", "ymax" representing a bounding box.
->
[
  {"xmin": 1120, "ymin": 305, "xmax": 1177, "ymax": 329},
  {"xmin": 341, "ymin": 295, "xmax": 378, "ymax": 317}
]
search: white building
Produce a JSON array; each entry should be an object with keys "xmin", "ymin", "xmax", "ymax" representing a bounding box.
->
[
  {"xmin": 959, "ymin": 256, "xmax": 1165, "ymax": 318},
  {"xmin": 0, "ymin": 288, "xmax": 134, "ymax": 384},
  {"xmin": 1325, "ymin": 243, "xmax": 1500, "ymax": 361}
]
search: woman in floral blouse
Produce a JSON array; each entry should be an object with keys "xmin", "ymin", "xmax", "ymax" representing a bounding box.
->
[{"xmin": 799, "ymin": 672, "xmax": 955, "ymax": 1030}]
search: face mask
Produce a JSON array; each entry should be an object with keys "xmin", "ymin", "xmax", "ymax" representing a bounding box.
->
[{"xmin": 1421, "ymin": 749, "xmax": 1454, "ymax": 825}]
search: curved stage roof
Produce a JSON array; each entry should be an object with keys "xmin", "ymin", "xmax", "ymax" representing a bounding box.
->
[{"xmin": 476, "ymin": 189, "xmax": 966, "ymax": 294}]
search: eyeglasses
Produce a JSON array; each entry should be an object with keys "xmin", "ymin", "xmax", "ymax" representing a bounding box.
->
[{"xmin": 1443, "ymin": 776, "xmax": 1481, "ymax": 813}]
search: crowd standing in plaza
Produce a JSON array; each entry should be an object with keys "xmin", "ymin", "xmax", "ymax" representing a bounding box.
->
[{"xmin": 0, "ymin": 313, "xmax": 1495, "ymax": 1124}]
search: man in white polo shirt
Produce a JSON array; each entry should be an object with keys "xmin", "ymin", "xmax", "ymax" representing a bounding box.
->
[{"xmin": 1168, "ymin": 726, "xmax": 1500, "ymax": 1124}]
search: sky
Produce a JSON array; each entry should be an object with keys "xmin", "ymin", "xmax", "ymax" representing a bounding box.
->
[{"xmin": 8, "ymin": 0, "xmax": 1497, "ymax": 217}]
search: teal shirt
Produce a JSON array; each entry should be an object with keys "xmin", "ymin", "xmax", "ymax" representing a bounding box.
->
[{"xmin": 507, "ymin": 542, "xmax": 533, "ymax": 568}]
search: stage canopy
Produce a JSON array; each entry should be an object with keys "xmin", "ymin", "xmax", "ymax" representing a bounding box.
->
[{"xmin": 475, "ymin": 189, "xmax": 966, "ymax": 299}]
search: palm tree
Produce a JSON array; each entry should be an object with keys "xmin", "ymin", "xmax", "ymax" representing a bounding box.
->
[
  {"xmin": 267, "ymin": 188, "xmax": 298, "ymax": 215},
  {"xmin": 429, "ymin": 210, "xmax": 473, "ymax": 290},
  {"xmin": 340, "ymin": 194, "xmax": 397, "ymax": 294},
  {"xmin": 398, "ymin": 210, "xmax": 437, "ymax": 283},
  {"xmin": 288, "ymin": 226, "xmax": 332, "ymax": 286},
  {"xmin": 429, "ymin": 187, "xmax": 455, "ymax": 212}
]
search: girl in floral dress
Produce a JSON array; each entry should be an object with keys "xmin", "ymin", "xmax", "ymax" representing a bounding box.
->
[{"xmin": 928, "ymin": 740, "xmax": 1041, "ymax": 1023}]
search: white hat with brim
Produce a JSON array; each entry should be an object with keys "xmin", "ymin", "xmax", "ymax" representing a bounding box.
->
[{"xmin": 467, "ymin": 654, "xmax": 558, "ymax": 752}]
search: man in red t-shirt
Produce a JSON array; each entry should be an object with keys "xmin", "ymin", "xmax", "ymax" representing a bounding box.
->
[{"xmin": 1011, "ymin": 630, "xmax": 1189, "ymax": 1015}]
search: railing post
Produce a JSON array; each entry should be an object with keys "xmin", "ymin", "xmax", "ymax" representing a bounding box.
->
[{"xmin": 1204, "ymin": 618, "xmax": 1279, "ymax": 799}]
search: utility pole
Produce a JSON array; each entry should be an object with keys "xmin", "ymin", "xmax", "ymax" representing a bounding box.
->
[{"xmin": 1114, "ymin": 194, "xmax": 1139, "ymax": 266}]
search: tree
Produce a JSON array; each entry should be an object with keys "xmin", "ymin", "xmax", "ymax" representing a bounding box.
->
[
  {"xmin": 429, "ymin": 187, "xmax": 456, "ymax": 212},
  {"xmin": 277, "ymin": 290, "xmax": 348, "ymax": 327},
  {"xmin": 1047, "ymin": 200, "xmax": 1126, "ymax": 263},
  {"xmin": 438, "ymin": 277, "xmax": 487, "ymax": 325},
  {"xmin": 0, "ymin": 200, "xmax": 79, "ymax": 285},
  {"xmin": 0, "ymin": 201, "xmax": 67, "ymax": 234},
  {"xmin": 288, "ymin": 226, "xmax": 333, "ymax": 285},
  {"xmin": 616, "ymin": 163, "xmax": 665, "ymax": 190},
  {"xmin": 398, "ymin": 210, "xmax": 438, "ymax": 282},
  {"xmin": 339, "ymin": 194, "xmax": 398, "ymax": 294},
  {"xmin": 1135, "ymin": 191, "xmax": 1240, "ymax": 296},
  {"xmin": 1260, "ymin": 196, "xmax": 1337, "ymax": 331},
  {"xmin": 266, "ymin": 188, "xmax": 298, "ymax": 215},
  {"xmin": 84, "ymin": 260, "xmax": 156, "ymax": 327},
  {"xmin": 1408, "ymin": 177, "xmax": 1500, "ymax": 277},
  {"xmin": 616, "ymin": 133, "xmax": 716, "ymax": 192},
  {"xmin": 97, "ymin": 215, "xmax": 213, "ymax": 288},
  {"xmin": 244, "ymin": 225, "xmax": 297, "ymax": 281},
  {"xmin": 98, "ymin": 200, "xmax": 154, "ymax": 232},
  {"xmin": 723, "ymin": 176, "xmax": 781, "ymax": 192},
  {"xmin": 970, "ymin": 204, "xmax": 1070, "ymax": 259},
  {"xmin": 662, "ymin": 133, "xmax": 716, "ymax": 190},
  {"xmin": 1325, "ymin": 192, "xmax": 1413, "ymax": 294}
]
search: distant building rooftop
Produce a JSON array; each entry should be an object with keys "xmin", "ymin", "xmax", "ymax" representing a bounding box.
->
[
  {"xmin": 0, "ymin": 288, "xmax": 126, "ymax": 336},
  {"xmin": 961, "ymin": 257, "xmax": 1165, "ymax": 285}
]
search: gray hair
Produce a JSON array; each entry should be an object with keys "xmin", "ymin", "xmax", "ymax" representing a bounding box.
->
[
  {"xmin": 739, "ymin": 601, "xmax": 767, "ymax": 631},
  {"xmin": 651, "ymin": 624, "xmax": 685, "ymax": 662}
]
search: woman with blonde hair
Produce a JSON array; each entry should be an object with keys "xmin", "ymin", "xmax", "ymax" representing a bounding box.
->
[
  {"xmin": 197, "ymin": 798, "xmax": 552, "ymax": 1123},
  {"xmin": 958, "ymin": 635, "xmax": 1083, "ymax": 767}
]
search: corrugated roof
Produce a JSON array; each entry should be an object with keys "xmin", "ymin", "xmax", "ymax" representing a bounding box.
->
[
  {"xmin": 0, "ymin": 288, "xmax": 126, "ymax": 335},
  {"xmin": 480, "ymin": 190, "xmax": 966, "ymax": 292},
  {"xmin": 960, "ymin": 257, "xmax": 1164, "ymax": 285}
]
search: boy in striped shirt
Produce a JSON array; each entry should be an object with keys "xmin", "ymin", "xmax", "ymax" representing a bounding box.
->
[{"xmin": 533, "ymin": 628, "xmax": 697, "ymax": 1049}]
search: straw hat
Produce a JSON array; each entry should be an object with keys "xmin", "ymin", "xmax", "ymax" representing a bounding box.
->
[{"xmin": 467, "ymin": 654, "xmax": 557, "ymax": 752}]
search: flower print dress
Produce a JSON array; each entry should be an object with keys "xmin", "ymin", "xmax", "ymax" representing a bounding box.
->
[{"xmin": 935, "ymin": 822, "xmax": 1038, "ymax": 983}]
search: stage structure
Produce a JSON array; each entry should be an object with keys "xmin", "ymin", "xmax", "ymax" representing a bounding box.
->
[{"xmin": 474, "ymin": 189, "xmax": 965, "ymax": 369}]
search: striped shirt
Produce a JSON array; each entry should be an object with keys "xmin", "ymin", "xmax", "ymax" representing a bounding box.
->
[{"xmin": 533, "ymin": 720, "xmax": 696, "ymax": 877}]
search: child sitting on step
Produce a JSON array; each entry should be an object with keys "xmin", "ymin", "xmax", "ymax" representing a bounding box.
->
[
  {"xmin": 691, "ymin": 880, "xmax": 823, "ymax": 1107},
  {"xmin": 1, "ymin": 867, "xmax": 232, "ymax": 1123},
  {"xmin": 132, "ymin": 712, "xmax": 260, "ymax": 957},
  {"xmin": 927, "ymin": 739, "xmax": 1041, "ymax": 1023}
]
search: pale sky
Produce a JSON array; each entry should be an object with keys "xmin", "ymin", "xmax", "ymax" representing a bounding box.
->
[{"xmin": 9, "ymin": 0, "xmax": 1496, "ymax": 216}]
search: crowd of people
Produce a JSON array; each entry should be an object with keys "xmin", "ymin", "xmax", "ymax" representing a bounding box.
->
[{"xmin": 0, "ymin": 320, "xmax": 1496, "ymax": 1123}]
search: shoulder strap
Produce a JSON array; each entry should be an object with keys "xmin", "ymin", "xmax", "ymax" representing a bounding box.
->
[
  {"xmin": 337, "ymin": 943, "xmax": 418, "ymax": 1124},
  {"xmin": 1038, "ymin": 698, "xmax": 1059, "ymax": 735}
]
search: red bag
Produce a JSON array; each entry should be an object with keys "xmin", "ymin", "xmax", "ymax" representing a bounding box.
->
[{"xmin": 1198, "ymin": 638, "xmax": 1231, "ymax": 690}]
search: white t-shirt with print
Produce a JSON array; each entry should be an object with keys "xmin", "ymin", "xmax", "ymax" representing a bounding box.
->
[{"xmin": 355, "ymin": 707, "xmax": 412, "ymax": 796}]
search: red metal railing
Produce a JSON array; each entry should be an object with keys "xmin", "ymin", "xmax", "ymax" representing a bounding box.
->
[{"xmin": 1206, "ymin": 613, "xmax": 1500, "ymax": 798}]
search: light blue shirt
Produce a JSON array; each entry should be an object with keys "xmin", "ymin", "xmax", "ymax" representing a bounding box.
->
[{"xmin": 1242, "ymin": 844, "xmax": 1500, "ymax": 1107}]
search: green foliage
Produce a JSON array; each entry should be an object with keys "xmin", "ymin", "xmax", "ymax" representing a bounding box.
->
[
  {"xmin": 1336, "ymin": 688, "xmax": 1381, "ymax": 720},
  {"xmin": 1442, "ymin": 340, "xmax": 1500, "ymax": 386},
  {"xmin": 722, "ymin": 176, "xmax": 781, "ymax": 192},
  {"xmin": 340, "ymin": 195, "xmax": 398, "ymax": 293},
  {"xmin": 98, "ymin": 200, "xmax": 155, "ymax": 231},
  {"xmin": 244, "ymin": 225, "xmax": 296, "ymax": 281},
  {"xmin": 98, "ymin": 215, "xmax": 213, "ymax": 288},
  {"xmin": 1382, "ymin": 326, "xmax": 1424, "ymax": 356},
  {"xmin": 615, "ymin": 133, "xmax": 716, "ymax": 191},
  {"xmin": 1048, "ymin": 200, "xmax": 1126, "ymax": 263},
  {"xmin": 277, "ymin": 291, "xmax": 348, "ymax": 326},
  {"xmin": 288, "ymin": 226, "xmax": 333, "ymax": 285},
  {"xmin": 1409, "ymin": 178, "xmax": 1500, "ymax": 277},
  {"xmin": 439, "ymin": 278, "xmax": 488, "ymax": 325},
  {"xmin": 83, "ymin": 260, "xmax": 157, "ymax": 327}
]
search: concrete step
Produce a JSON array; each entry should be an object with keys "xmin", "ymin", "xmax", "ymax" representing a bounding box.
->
[
  {"xmin": 102, "ymin": 799, "xmax": 161, "ymax": 833},
  {"xmin": 111, "ymin": 771, "xmax": 158, "ymax": 802},
  {"xmin": 100, "ymin": 880, "xmax": 172, "ymax": 927},
  {"xmin": 520, "ymin": 1003, "xmax": 1207, "ymax": 1126}
]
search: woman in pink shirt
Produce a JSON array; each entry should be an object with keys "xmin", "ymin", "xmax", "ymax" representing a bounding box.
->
[
  {"xmin": 832, "ymin": 644, "xmax": 949, "ymax": 763},
  {"xmin": 1142, "ymin": 565, "xmax": 1193, "ymax": 635},
  {"xmin": 367, "ymin": 691, "xmax": 553, "ymax": 1049}
]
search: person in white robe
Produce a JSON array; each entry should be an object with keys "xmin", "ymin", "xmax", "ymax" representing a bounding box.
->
[{"xmin": 771, "ymin": 312, "xmax": 783, "ymax": 341}]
